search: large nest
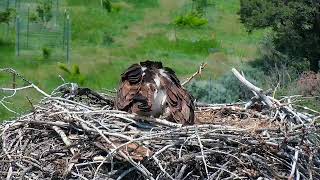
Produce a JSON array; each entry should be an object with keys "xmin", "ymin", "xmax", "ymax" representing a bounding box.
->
[{"xmin": 0, "ymin": 68, "xmax": 319, "ymax": 180}]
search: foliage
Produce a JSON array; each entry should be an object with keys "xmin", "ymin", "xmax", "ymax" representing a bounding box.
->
[
  {"xmin": 239, "ymin": 0, "xmax": 320, "ymax": 72},
  {"xmin": 29, "ymin": 12, "xmax": 38, "ymax": 22},
  {"xmin": 188, "ymin": 66, "xmax": 265, "ymax": 103},
  {"xmin": 42, "ymin": 47, "xmax": 51, "ymax": 59},
  {"xmin": 102, "ymin": 0, "xmax": 112, "ymax": 12},
  {"xmin": 0, "ymin": 0, "xmax": 267, "ymax": 120},
  {"xmin": 297, "ymin": 71, "xmax": 320, "ymax": 96},
  {"xmin": 58, "ymin": 63, "xmax": 86, "ymax": 85},
  {"xmin": 103, "ymin": 33, "xmax": 114, "ymax": 46},
  {"xmin": 0, "ymin": 8, "xmax": 16, "ymax": 24},
  {"xmin": 174, "ymin": 11, "xmax": 208, "ymax": 27},
  {"xmin": 123, "ymin": 0, "xmax": 158, "ymax": 8},
  {"xmin": 251, "ymin": 36, "xmax": 309, "ymax": 73},
  {"xmin": 192, "ymin": 0, "xmax": 209, "ymax": 15},
  {"xmin": 36, "ymin": 1, "xmax": 53, "ymax": 23}
]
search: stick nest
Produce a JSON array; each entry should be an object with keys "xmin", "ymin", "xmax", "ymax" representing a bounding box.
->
[{"xmin": 0, "ymin": 85, "xmax": 319, "ymax": 180}]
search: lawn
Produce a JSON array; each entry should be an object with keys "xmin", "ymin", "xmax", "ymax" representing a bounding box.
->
[{"xmin": 0, "ymin": 0, "xmax": 266, "ymax": 120}]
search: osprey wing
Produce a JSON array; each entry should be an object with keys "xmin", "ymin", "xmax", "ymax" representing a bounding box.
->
[
  {"xmin": 116, "ymin": 64, "xmax": 143, "ymax": 111},
  {"xmin": 161, "ymin": 68, "xmax": 195, "ymax": 125}
]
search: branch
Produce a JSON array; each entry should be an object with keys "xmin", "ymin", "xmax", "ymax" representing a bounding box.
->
[
  {"xmin": 232, "ymin": 68, "xmax": 274, "ymax": 108},
  {"xmin": 182, "ymin": 63, "xmax": 207, "ymax": 86}
]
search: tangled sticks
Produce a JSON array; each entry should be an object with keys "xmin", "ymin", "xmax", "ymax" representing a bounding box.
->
[{"xmin": 0, "ymin": 68, "xmax": 320, "ymax": 179}]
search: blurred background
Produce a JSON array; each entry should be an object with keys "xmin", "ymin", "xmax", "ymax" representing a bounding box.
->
[{"xmin": 1, "ymin": 0, "xmax": 319, "ymax": 120}]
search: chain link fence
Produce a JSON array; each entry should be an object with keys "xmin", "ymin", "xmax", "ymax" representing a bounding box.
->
[
  {"xmin": 0, "ymin": 0, "xmax": 17, "ymax": 42},
  {"xmin": 0, "ymin": 0, "xmax": 71, "ymax": 62}
]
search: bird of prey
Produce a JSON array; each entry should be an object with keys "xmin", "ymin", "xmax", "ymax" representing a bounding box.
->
[{"xmin": 115, "ymin": 61, "xmax": 195, "ymax": 125}]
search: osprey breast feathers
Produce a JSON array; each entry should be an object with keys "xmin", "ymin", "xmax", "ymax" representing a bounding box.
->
[{"xmin": 115, "ymin": 60, "xmax": 195, "ymax": 125}]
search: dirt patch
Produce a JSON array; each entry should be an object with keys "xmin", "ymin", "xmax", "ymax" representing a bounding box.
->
[{"xmin": 196, "ymin": 107, "xmax": 280, "ymax": 131}]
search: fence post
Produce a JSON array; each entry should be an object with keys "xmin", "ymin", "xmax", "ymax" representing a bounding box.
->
[
  {"xmin": 55, "ymin": 0, "xmax": 59, "ymax": 27},
  {"xmin": 27, "ymin": 5, "xmax": 30, "ymax": 48},
  {"xmin": 209, "ymin": 76, "xmax": 212, "ymax": 102},
  {"xmin": 12, "ymin": 73, "xmax": 16, "ymax": 89},
  {"xmin": 16, "ymin": 16, "xmax": 20, "ymax": 56},
  {"xmin": 66, "ymin": 14, "xmax": 71, "ymax": 63},
  {"xmin": 62, "ymin": 9, "xmax": 66, "ymax": 49}
]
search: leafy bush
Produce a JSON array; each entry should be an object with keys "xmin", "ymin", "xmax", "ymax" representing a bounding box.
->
[
  {"xmin": 102, "ymin": 0, "xmax": 112, "ymax": 12},
  {"xmin": 0, "ymin": 8, "xmax": 16, "ymax": 24},
  {"xmin": 251, "ymin": 36, "xmax": 309, "ymax": 73},
  {"xmin": 103, "ymin": 33, "xmax": 114, "ymax": 46},
  {"xmin": 42, "ymin": 47, "xmax": 51, "ymax": 59},
  {"xmin": 174, "ymin": 11, "xmax": 208, "ymax": 27},
  {"xmin": 102, "ymin": 1, "xmax": 129, "ymax": 13},
  {"xmin": 111, "ymin": 2, "xmax": 127, "ymax": 12},
  {"xmin": 239, "ymin": 0, "xmax": 320, "ymax": 72},
  {"xmin": 188, "ymin": 66, "xmax": 265, "ymax": 103},
  {"xmin": 29, "ymin": 12, "xmax": 38, "ymax": 22},
  {"xmin": 297, "ymin": 72, "xmax": 320, "ymax": 96},
  {"xmin": 192, "ymin": 0, "xmax": 209, "ymax": 15},
  {"xmin": 58, "ymin": 63, "xmax": 86, "ymax": 85},
  {"xmin": 36, "ymin": 1, "xmax": 53, "ymax": 23}
]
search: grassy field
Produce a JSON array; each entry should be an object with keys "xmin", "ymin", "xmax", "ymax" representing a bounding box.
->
[{"xmin": 0, "ymin": 0, "xmax": 266, "ymax": 120}]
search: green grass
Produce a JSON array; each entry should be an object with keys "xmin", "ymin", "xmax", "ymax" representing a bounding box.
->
[{"xmin": 0, "ymin": 0, "xmax": 267, "ymax": 120}]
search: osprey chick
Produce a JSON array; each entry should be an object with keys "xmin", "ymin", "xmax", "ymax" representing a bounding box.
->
[{"xmin": 116, "ymin": 61, "xmax": 195, "ymax": 125}]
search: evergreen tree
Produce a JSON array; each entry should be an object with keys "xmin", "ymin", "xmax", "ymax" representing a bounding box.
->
[{"xmin": 239, "ymin": 0, "xmax": 320, "ymax": 72}]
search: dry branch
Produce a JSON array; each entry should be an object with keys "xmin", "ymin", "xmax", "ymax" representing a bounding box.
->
[
  {"xmin": 181, "ymin": 62, "xmax": 207, "ymax": 86},
  {"xmin": 0, "ymin": 68, "xmax": 319, "ymax": 180}
]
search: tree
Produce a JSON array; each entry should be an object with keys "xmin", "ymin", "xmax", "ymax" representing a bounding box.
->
[
  {"xmin": 36, "ymin": 1, "xmax": 53, "ymax": 23},
  {"xmin": 239, "ymin": 0, "xmax": 320, "ymax": 72},
  {"xmin": 0, "ymin": 8, "xmax": 16, "ymax": 25}
]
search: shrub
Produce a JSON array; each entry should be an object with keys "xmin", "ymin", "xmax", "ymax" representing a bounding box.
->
[
  {"xmin": 188, "ymin": 66, "xmax": 265, "ymax": 103},
  {"xmin": 174, "ymin": 11, "xmax": 208, "ymax": 27},
  {"xmin": 102, "ymin": 0, "xmax": 112, "ymax": 12},
  {"xmin": 58, "ymin": 63, "xmax": 86, "ymax": 85},
  {"xmin": 29, "ymin": 12, "xmax": 38, "ymax": 22},
  {"xmin": 0, "ymin": 8, "xmax": 16, "ymax": 24},
  {"xmin": 42, "ymin": 47, "xmax": 51, "ymax": 59},
  {"xmin": 192, "ymin": 0, "xmax": 209, "ymax": 15},
  {"xmin": 111, "ymin": 2, "xmax": 127, "ymax": 12},
  {"xmin": 297, "ymin": 72, "xmax": 320, "ymax": 96},
  {"xmin": 251, "ymin": 36, "xmax": 309, "ymax": 73},
  {"xmin": 36, "ymin": 1, "xmax": 53, "ymax": 23},
  {"xmin": 103, "ymin": 33, "xmax": 114, "ymax": 46}
]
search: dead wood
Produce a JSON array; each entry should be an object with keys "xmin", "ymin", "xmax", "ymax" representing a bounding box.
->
[{"xmin": 0, "ymin": 68, "xmax": 319, "ymax": 180}]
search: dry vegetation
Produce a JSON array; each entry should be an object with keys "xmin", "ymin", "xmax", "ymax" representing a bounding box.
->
[{"xmin": 0, "ymin": 68, "xmax": 319, "ymax": 179}]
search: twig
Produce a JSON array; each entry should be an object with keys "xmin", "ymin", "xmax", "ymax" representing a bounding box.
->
[
  {"xmin": 195, "ymin": 129, "xmax": 208, "ymax": 178},
  {"xmin": 51, "ymin": 126, "xmax": 76, "ymax": 155},
  {"xmin": 116, "ymin": 167, "xmax": 136, "ymax": 180},
  {"xmin": 152, "ymin": 156, "xmax": 174, "ymax": 180},
  {"xmin": 182, "ymin": 62, "xmax": 207, "ymax": 86},
  {"xmin": 289, "ymin": 149, "xmax": 299, "ymax": 180}
]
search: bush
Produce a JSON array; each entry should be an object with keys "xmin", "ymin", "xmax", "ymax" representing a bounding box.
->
[
  {"xmin": 188, "ymin": 66, "xmax": 265, "ymax": 103},
  {"xmin": 42, "ymin": 47, "xmax": 51, "ymax": 59},
  {"xmin": 0, "ymin": 8, "xmax": 16, "ymax": 24},
  {"xmin": 174, "ymin": 11, "xmax": 208, "ymax": 27},
  {"xmin": 102, "ymin": 0, "xmax": 112, "ymax": 12},
  {"xmin": 192, "ymin": 0, "xmax": 209, "ymax": 15},
  {"xmin": 103, "ymin": 33, "xmax": 114, "ymax": 46},
  {"xmin": 297, "ymin": 72, "xmax": 320, "ymax": 96},
  {"xmin": 29, "ymin": 12, "xmax": 38, "ymax": 22},
  {"xmin": 58, "ymin": 63, "xmax": 86, "ymax": 85},
  {"xmin": 251, "ymin": 35, "xmax": 309, "ymax": 73},
  {"xmin": 36, "ymin": 1, "xmax": 53, "ymax": 23}
]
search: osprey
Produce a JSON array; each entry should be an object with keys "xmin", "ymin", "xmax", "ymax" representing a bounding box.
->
[{"xmin": 116, "ymin": 61, "xmax": 195, "ymax": 125}]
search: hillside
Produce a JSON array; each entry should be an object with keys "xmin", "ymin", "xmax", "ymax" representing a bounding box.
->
[{"xmin": 0, "ymin": 0, "xmax": 266, "ymax": 120}]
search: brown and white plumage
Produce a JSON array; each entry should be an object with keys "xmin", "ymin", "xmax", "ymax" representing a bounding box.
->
[{"xmin": 116, "ymin": 61, "xmax": 195, "ymax": 125}]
